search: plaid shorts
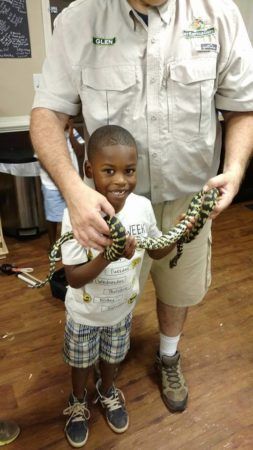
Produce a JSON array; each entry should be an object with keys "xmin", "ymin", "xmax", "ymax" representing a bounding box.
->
[{"xmin": 63, "ymin": 313, "xmax": 132, "ymax": 368}]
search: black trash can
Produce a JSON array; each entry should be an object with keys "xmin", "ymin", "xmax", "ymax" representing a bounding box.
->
[{"xmin": 0, "ymin": 131, "xmax": 46, "ymax": 238}]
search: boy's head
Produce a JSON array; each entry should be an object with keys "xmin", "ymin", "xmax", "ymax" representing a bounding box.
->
[{"xmin": 85, "ymin": 125, "xmax": 137, "ymax": 212}]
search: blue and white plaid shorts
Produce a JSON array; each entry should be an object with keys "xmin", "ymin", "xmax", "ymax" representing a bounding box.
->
[{"xmin": 63, "ymin": 313, "xmax": 132, "ymax": 368}]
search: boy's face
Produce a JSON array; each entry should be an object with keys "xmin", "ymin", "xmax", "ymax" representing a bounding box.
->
[{"xmin": 85, "ymin": 144, "xmax": 137, "ymax": 212}]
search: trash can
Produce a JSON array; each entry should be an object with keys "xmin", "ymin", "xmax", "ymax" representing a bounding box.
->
[{"xmin": 0, "ymin": 131, "xmax": 46, "ymax": 238}]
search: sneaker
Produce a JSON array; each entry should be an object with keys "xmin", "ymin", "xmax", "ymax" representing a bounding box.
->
[
  {"xmin": 155, "ymin": 351, "xmax": 188, "ymax": 412},
  {"xmin": 63, "ymin": 392, "xmax": 90, "ymax": 448},
  {"xmin": 94, "ymin": 379, "xmax": 129, "ymax": 433},
  {"xmin": 0, "ymin": 420, "xmax": 20, "ymax": 446}
]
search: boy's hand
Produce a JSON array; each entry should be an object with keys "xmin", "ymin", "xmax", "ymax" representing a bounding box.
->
[
  {"xmin": 178, "ymin": 213, "xmax": 196, "ymax": 234},
  {"xmin": 123, "ymin": 235, "xmax": 136, "ymax": 259}
]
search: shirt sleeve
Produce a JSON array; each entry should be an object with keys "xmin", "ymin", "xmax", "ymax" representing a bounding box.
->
[
  {"xmin": 32, "ymin": 14, "xmax": 81, "ymax": 116},
  {"xmin": 215, "ymin": 4, "xmax": 253, "ymax": 111},
  {"xmin": 61, "ymin": 209, "xmax": 88, "ymax": 265}
]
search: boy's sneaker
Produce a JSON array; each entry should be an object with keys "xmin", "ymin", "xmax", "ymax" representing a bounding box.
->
[
  {"xmin": 63, "ymin": 392, "xmax": 90, "ymax": 448},
  {"xmin": 155, "ymin": 351, "xmax": 188, "ymax": 412},
  {"xmin": 94, "ymin": 379, "xmax": 129, "ymax": 433}
]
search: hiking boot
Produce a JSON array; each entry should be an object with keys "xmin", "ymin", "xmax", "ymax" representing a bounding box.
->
[
  {"xmin": 63, "ymin": 392, "xmax": 90, "ymax": 448},
  {"xmin": 0, "ymin": 421, "xmax": 20, "ymax": 446},
  {"xmin": 155, "ymin": 351, "xmax": 188, "ymax": 412},
  {"xmin": 94, "ymin": 379, "xmax": 129, "ymax": 433}
]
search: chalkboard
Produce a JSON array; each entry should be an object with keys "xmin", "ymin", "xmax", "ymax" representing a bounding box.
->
[
  {"xmin": 49, "ymin": 0, "xmax": 74, "ymax": 31},
  {"xmin": 0, "ymin": 0, "xmax": 31, "ymax": 58}
]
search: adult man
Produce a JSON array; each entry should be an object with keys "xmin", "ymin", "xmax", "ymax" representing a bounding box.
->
[{"xmin": 30, "ymin": 0, "xmax": 253, "ymax": 414}]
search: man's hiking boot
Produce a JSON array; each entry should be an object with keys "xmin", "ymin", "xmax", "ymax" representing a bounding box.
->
[{"xmin": 155, "ymin": 351, "xmax": 188, "ymax": 412}]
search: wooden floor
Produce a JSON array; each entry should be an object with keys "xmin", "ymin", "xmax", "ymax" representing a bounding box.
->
[{"xmin": 1, "ymin": 201, "xmax": 253, "ymax": 450}]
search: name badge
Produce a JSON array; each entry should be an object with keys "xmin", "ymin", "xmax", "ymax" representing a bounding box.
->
[
  {"xmin": 93, "ymin": 37, "xmax": 116, "ymax": 46},
  {"xmin": 197, "ymin": 43, "xmax": 218, "ymax": 52}
]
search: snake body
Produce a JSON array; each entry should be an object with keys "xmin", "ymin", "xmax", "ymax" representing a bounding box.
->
[{"xmin": 33, "ymin": 188, "xmax": 219, "ymax": 288}]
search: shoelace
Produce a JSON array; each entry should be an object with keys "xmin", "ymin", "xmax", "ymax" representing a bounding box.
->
[
  {"xmin": 163, "ymin": 364, "xmax": 182, "ymax": 389},
  {"xmin": 63, "ymin": 402, "xmax": 90, "ymax": 427},
  {"xmin": 94, "ymin": 388, "xmax": 124, "ymax": 412}
]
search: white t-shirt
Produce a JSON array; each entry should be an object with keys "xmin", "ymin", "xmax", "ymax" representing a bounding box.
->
[
  {"xmin": 39, "ymin": 130, "xmax": 80, "ymax": 190},
  {"xmin": 61, "ymin": 193, "xmax": 162, "ymax": 326}
]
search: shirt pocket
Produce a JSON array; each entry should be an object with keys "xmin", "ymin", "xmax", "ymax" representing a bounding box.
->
[
  {"xmin": 80, "ymin": 66, "xmax": 137, "ymax": 132},
  {"xmin": 168, "ymin": 57, "xmax": 217, "ymax": 141}
]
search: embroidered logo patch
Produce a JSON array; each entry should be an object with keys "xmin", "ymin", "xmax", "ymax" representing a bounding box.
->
[
  {"xmin": 93, "ymin": 37, "xmax": 116, "ymax": 45},
  {"xmin": 183, "ymin": 18, "xmax": 215, "ymax": 39}
]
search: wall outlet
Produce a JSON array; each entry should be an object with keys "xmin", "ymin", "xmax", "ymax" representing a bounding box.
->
[{"xmin": 33, "ymin": 73, "xmax": 42, "ymax": 91}]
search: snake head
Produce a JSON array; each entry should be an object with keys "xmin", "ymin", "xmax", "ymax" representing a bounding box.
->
[{"xmin": 103, "ymin": 215, "xmax": 127, "ymax": 261}]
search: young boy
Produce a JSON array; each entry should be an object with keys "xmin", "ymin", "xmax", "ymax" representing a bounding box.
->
[
  {"xmin": 61, "ymin": 125, "xmax": 192, "ymax": 448},
  {"xmin": 40, "ymin": 119, "xmax": 85, "ymax": 258}
]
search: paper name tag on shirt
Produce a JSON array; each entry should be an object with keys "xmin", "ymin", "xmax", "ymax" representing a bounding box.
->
[{"xmin": 196, "ymin": 43, "xmax": 218, "ymax": 52}]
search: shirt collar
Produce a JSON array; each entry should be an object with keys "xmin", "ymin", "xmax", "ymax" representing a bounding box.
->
[
  {"xmin": 124, "ymin": 1, "xmax": 175, "ymax": 26},
  {"xmin": 157, "ymin": 1, "xmax": 176, "ymax": 25}
]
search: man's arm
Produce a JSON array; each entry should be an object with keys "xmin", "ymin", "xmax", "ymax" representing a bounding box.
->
[
  {"xmin": 205, "ymin": 111, "xmax": 253, "ymax": 219},
  {"xmin": 30, "ymin": 108, "xmax": 114, "ymax": 249}
]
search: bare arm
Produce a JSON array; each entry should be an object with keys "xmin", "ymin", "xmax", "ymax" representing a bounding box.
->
[
  {"xmin": 205, "ymin": 111, "xmax": 253, "ymax": 218},
  {"xmin": 30, "ymin": 108, "xmax": 114, "ymax": 249},
  {"xmin": 147, "ymin": 215, "xmax": 195, "ymax": 260},
  {"xmin": 65, "ymin": 255, "xmax": 111, "ymax": 289},
  {"xmin": 65, "ymin": 235, "xmax": 136, "ymax": 289},
  {"xmin": 147, "ymin": 243, "xmax": 176, "ymax": 260}
]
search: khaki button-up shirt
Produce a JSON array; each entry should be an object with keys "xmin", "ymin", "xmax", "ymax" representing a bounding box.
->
[{"xmin": 33, "ymin": 0, "xmax": 253, "ymax": 203}]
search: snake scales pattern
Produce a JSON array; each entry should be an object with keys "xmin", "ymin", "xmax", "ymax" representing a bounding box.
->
[{"xmin": 33, "ymin": 188, "xmax": 220, "ymax": 288}]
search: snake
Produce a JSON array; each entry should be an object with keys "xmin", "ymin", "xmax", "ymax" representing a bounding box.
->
[{"xmin": 33, "ymin": 188, "xmax": 220, "ymax": 288}]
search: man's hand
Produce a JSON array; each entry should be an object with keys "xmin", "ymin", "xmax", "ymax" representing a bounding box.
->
[
  {"xmin": 66, "ymin": 180, "xmax": 115, "ymax": 251},
  {"xmin": 206, "ymin": 111, "xmax": 253, "ymax": 220},
  {"xmin": 203, "ymin": 169, "xmax": 240, "ymax": 219}
]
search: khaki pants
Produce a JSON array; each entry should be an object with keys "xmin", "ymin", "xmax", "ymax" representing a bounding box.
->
[{"xmin": 139, "ymin": 194, "xmax": 212, "ymax": 307}]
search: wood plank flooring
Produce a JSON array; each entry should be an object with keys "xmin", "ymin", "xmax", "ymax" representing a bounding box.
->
[{"xmin": 1, "ymin": 201, "xmax": 253, "ymax": 449}]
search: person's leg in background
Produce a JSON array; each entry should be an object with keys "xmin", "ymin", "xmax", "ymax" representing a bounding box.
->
[
  {"xmin": 151, "ymin": 196, "xmax": 212, "ymax": 412},
  {"xmin": 41, "ymin": 185, "xmax": 66, "ymax": 259},
  {"xmin": 0, "ymin": 420, "xmax": 20, "ymax": 446},
  {"xmin": 46, "ymin": 220, "xmax": 58, "ymax": 249}
]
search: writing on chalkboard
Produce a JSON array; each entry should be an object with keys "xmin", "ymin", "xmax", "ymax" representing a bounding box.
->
[{"xmin": 0, "ymin": 0, "xmax": 31, "ymax": 58}]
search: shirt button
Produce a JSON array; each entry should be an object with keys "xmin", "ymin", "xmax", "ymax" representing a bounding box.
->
[
  {"xmin": 151, "ymin": 115, "xmax": 157, "ymax": 121},
  {"xmin": 152, "ymin": 152, "xmax": 157, "ymax": 158},
  {"xmin": 150, "ymin": 77, "xmax": 156, "ymax": 84},
  {"xmin": 151, "ymin": 37, "xmax": 156, "ymax": 44}
]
